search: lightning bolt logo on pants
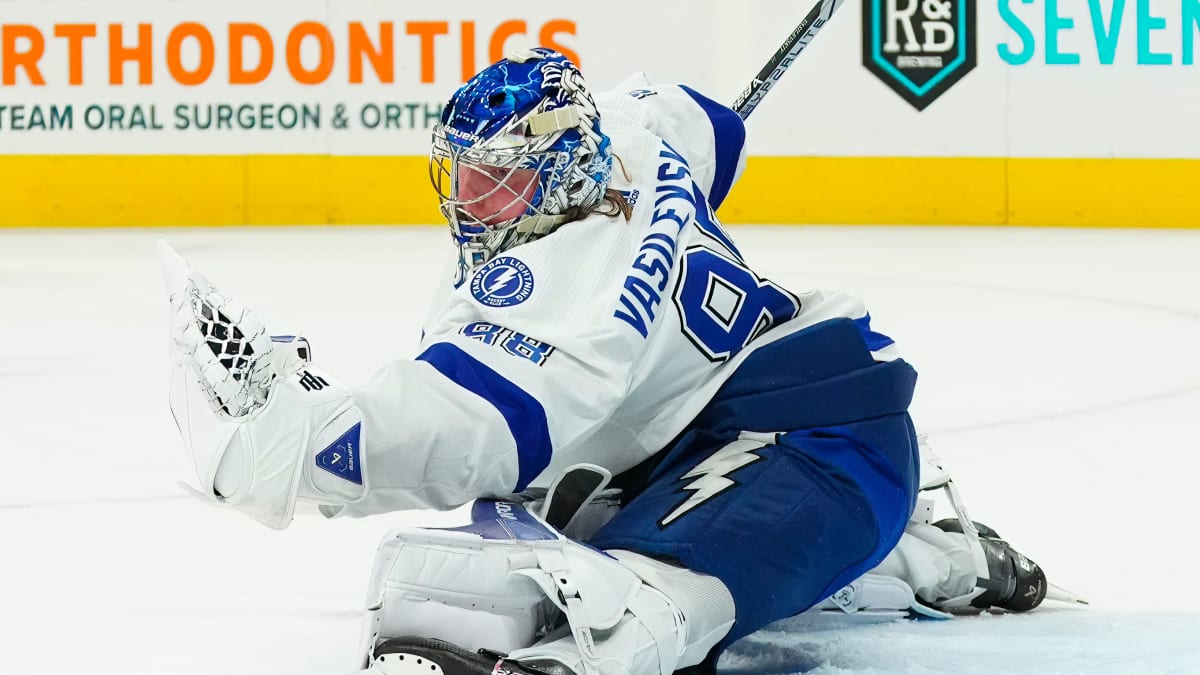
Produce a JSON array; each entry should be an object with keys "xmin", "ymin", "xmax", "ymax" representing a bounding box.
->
[{"xmin": 659, "ymin": 438, "xmax": 767, "ymax": 528}]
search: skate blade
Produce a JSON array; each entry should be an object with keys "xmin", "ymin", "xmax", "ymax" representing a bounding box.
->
[{"xmin": 1046, "ymin": 582, "xmax": 1089, "ymax": 605}]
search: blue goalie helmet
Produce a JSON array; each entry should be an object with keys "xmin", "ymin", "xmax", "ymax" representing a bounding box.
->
[{"xmin": 430, "ymin": 47, "xmax": 613, "ymax": 275}]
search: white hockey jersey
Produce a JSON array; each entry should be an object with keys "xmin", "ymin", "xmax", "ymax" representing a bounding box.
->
[{"xmin": 336, "ymin": 76, "xmax": 895, "ymax": 518}]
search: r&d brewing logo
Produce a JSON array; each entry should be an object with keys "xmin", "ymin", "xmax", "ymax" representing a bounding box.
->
[{"xmin": 863, "ymin": 0, "xmax": 976, "ymax": 111}]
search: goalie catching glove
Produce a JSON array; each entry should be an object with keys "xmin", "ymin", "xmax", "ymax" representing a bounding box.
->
[{"xmin": 158, "ymin": 240, "xmax": 366, "ymax": 529}]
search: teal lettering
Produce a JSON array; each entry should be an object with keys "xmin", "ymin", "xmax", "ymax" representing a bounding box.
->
[
  {"xmin": 50, "ymin": 105, "xmax": 71, "ymax": 130},
  {"xmin": 1137, "ymin": 0, "xmax": 1171, "ymax": 64},
  {"xmin": 998, "ymin": 0, "xmax": 1037, "ymax": 65},
  {"xmin": 301, "ymin": 104, "xmax": 320, "ymax": 129},
  {"xmin": 129, "ymin": 105, "xmax": 147, "ymax": 130},
  {"xmin": 195, "ymin": 104, "xmax": 213, "ymax": 129},
  {"xmin": 108, "ymin": 105, "xmax": 125, "ymax": 130},
  {"xmin": 1045, "ymin": 0, "xmax": 1081, "ymax": 64},
  {"xmin": 361, "ymin": 104, "xmax": 381, "ymax": 129},
  {"xmin": 278, "ymin": 104, "xmax": 297, "ymax": 129},
  {"xmin": 1088, "ymin": 0, "xmax": 1126, "ymax": 64},
  {"xmin": 1185, "ymin": 0, "xmax": 1200, "ymax": 64},
  {"xmin": 425, "ymin": 103, "xmax": 442, "ymax": 128},
  {"xmin": 237, "ymin": 104, "xmax": 256, "ymax": 129},
  {"xmin": 84, "ymin": 105, "xmax": 104, "ymax": 130}
]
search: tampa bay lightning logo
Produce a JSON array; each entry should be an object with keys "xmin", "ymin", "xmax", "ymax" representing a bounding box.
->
[{"xmin": 470, "ymin": 257, "xmax": 535, "ymax": 307}]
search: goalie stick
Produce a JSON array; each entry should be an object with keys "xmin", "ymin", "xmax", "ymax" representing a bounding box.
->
[{"xmin": 731, "ymin": 0, "xmax": 846, "ymax": 119}]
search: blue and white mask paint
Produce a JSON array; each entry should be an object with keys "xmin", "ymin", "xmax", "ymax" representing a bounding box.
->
[{"xmin": 430, "ymin": 48, "xmax": 613, "ymax": 280}]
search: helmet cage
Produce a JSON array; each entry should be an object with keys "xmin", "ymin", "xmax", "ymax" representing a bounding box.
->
[
  {"xmin": 429, "ymin": 132, "xmax": 561, "ymax": 244},
  {"xmin": 428, "ymin": 48, "xmax": 612, "ymax": 276}
]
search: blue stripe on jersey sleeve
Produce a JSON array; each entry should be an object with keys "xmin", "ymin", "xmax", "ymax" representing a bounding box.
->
[
  {"xmin": 679, "ymin": 85, "xmax": 746, "ymax": 211},
  {"xmin": 852, "ymin": 314, "xmax": 896, "ymax": 352},
  {"xmin": 417, "ymin": 342, "xmax": 552, "ymax": 492}
]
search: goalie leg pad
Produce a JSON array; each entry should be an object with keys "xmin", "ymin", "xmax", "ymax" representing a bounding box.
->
[
  {"xmin": 871, "ymin": 521, "xmax": 982, "ymax": 607},
  {"xmin": 812, "ymin": 573, "xmax": 949, "ymax": 620},
  {"xmin": 357, "ymin": 525, "xmax": 557, "ymax": 664},
  {"xmin": 358, "ymin": 501, "xmax": 733, "ymax": 675},
  {"xmin": 357, "ymin": 500, "xmax": 643, "ymax": 667}
]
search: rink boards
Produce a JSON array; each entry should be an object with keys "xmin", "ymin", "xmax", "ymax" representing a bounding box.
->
[
  {"xmin": 0, "ymin": 0, "xmax": 1197, "ymax": 227},
  {"xmin": 2, "ymin": 154, "xmax": 1196, "ymax": 228}
]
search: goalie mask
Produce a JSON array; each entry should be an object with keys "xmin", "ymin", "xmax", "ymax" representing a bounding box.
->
[{"xmin": 430, "ymin": 47, "xmax": 613, "ymax": 278}]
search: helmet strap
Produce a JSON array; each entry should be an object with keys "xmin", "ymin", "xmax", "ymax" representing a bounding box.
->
[
  {"xmin": 526, "ymin": 105, "xmax": 583, "ymax": 136},
  {"xmin": 514, "ymin": 212, "xmax": 572, "ymax": 237}
]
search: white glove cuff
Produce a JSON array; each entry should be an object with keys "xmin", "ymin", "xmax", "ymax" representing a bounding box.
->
[{"xmin": 206, "ymin": 366, "xmax": 366, "ymax": 529}]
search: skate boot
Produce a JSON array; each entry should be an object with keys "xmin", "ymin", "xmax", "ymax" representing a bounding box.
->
[
  {"xmin": 370, "ymin": 637, "xmax": 573, "ymax": 675},
  {"xmin": 932, "ymin": 519, "xmax": 1047, "ymax": 612}
]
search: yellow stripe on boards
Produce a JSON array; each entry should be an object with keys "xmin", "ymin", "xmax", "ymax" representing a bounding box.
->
[
  {"xmin": 2, "ymin": 155, "xmax": 244, "ymax": 227},
  {"xmin": 1007, "ymin": 158, "xmax": 1200, "ymax": 229},
  {"xmin": 1, "ymin": 155, "xmax": 1198, "ymax": 228},
  {"xmin": 0, "ymin": 155, "xmax": 438, "ymax": 227},
  {"xmin": 721, "ymin": 156, "xmax": 1008, "ymax": 225}
]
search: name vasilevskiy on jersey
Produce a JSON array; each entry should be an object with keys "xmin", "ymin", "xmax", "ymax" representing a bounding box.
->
[{"xmin": 613, "ymin": 142, "xmax": 695, "ymax": 338}]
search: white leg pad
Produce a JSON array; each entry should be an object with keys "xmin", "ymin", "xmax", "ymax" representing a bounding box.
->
[
  {"xmin": 354, "ymin": 501, "xmax": 644, "ymax": 670},
  {"xmin": 510, "ymin": 551, "xmax": 735, "ymax": 675},
  {"xmin": 871, "ymin": 522, "xmax": 983, "ymax": 608},
  {"xmin": 812, "ymin": 573, "xmax": 949, "ymax": 620},
  {"xmin": 356, "ymin": 527, "xmax": 556, "ymax": 667}
]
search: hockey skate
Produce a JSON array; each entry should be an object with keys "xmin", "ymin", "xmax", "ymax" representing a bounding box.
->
[
  {"xmin": 914, "ymin": 444, "xmax": 1086, "ymax": 613},
  {"xmin": 369, "ymin": 637, "xmax": 574, "ymax": 675},
  {"xmin": 930, "ymin": 518, "xmax": 1048, "ymax": 613},
  {"xmin": 801, "ymin": 439, "xmax": 1085, "ymax": 625}
]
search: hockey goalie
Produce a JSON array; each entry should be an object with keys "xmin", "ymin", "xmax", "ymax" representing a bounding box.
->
[{"xmin": 160, "ymin": 49, "xmax": 1070, "ymax": 675}]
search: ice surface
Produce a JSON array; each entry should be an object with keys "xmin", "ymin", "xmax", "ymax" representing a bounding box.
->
[{"xmin": 3, "ymin": 226, "xmax": 1199, "ymax": 674}]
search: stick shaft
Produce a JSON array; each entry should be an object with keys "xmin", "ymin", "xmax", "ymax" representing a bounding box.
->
[{"xmin": 731, "ymin": 0, "xmax": 845, "ymax": 120}]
